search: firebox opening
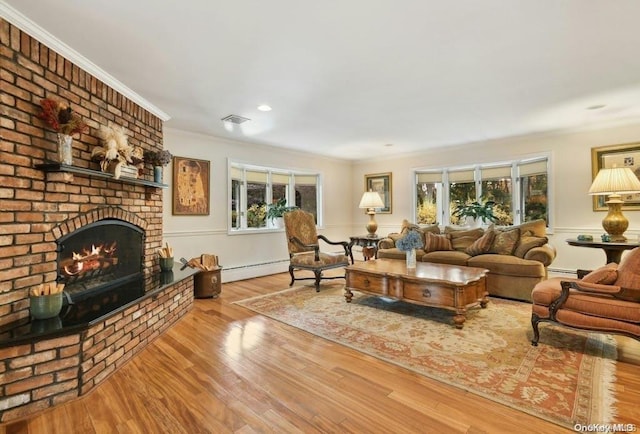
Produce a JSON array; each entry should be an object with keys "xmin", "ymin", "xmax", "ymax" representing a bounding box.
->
[{"xmin": 57, "ymin": 219, "xmax": 144, "ymax": 302}]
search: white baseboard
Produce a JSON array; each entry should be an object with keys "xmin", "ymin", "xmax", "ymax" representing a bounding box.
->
[{"xmin": 221, "ymin": 260, "xmax": 290, "ymax": 283}]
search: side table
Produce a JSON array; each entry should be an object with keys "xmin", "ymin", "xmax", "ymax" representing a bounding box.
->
[
  {"xmin": 566, "ymin": 239, "xmax": 640, "ymax": 264},
  {"xmin": 349, "ymin": 235, "xmax": 382, "ymax": 261}
]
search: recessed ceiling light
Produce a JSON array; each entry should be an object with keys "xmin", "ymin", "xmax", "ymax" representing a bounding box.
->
[
  {"xmin": 587, "ymin": 104, "xmax": 606, "ymax": 110},
  {"xmin": 257, "ymin": 104, "xmax": 272, "ymax": 112}
]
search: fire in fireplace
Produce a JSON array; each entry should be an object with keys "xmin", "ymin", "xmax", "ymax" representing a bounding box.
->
[{"xmin": 57, "ymin": 219, "xmax": 144, "ymax": 301}]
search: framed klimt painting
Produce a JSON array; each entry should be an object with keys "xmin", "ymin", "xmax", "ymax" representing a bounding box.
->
[
  {"xmin": 591, "ymin": 142, "xmax": 640, "ymax": 211},
  {"xmin": 364, "ymin": 172, "xmax": 392, "ymax": 214},
  {"xmin": 172, "ymin": 156, "xmax": 210, "ymax": 215}
]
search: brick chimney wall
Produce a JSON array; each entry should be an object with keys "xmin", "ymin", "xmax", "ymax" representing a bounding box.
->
[
  {"xmin": 0, "ymin": 18, "xmax": 165, "ymax": 326},
  {"xmin": 0, "ymin": 19, "xmax": 195, "ymax": 423}
]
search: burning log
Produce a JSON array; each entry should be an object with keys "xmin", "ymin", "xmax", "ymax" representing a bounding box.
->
[{"xmin": 60, "ymin": 242, "xmax": 119, "ymax": 277}]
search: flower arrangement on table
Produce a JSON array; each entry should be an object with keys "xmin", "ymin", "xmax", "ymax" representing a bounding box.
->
[
  {"xmin": 38, "ymin": 98, "xmax": 88, "ymax": 136},
  {"xmin": 396, "ymin": 229, "xmax": 424, "ymax": 251},
  {"xmin": 143, "ymin": 149, "xmax": 173, "ymax": 167}
]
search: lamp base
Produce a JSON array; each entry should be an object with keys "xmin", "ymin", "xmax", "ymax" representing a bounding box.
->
[
  {"xmin": 602, "ymin": 195, "xmax": 629, "ymax": 242},
  {"xmin": 365, "ymin": 210, "xmax": 378, "ymax": 236}
]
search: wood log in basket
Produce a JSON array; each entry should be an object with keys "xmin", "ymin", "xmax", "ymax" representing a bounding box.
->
[
  {"xmin": 184, "ymin": 254, "xmax": 219, "ymax": 271},
  {"xmin": 30, "ymin": 282, "xmax": 65, "ymax": 297}
]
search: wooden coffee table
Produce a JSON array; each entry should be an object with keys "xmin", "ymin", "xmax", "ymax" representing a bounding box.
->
[{"xmin": 344, "ymin": 259, "xmax": 489, "ymax": 328}]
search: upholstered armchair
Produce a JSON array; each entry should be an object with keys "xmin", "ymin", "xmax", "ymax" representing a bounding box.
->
[
  {"xmin": 531, "ymin": 248, "xmax": 640, "ymax": 345},
  {"xmin": 284, "ymin": 209, "xmax": 353, "ymax": 292}
]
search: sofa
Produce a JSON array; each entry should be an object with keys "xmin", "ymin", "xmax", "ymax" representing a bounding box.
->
[{"xmin": 377, "ymin": 219, "xmax": 556, "ymax": 301}]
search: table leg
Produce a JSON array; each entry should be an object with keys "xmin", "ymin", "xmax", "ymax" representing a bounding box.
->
[
  {"xmin": 453, "ymin": 309, "xmax": 466, "ymax": 329},
  {"xmin": 362, "ymin": 246, "xmax": 376, "ymax": 261},
  {"xmin": 344, "ymin": 287, "xmax": 353, "ymax": 303},
  {"xmin": 604, "ymin": 249, "xmax": 624, "ymax": 264},
  {"xmin": 480, "ymin": 295, "xmax": 489, "ymax": 308}
]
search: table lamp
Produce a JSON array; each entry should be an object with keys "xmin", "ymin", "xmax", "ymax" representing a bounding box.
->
[
  {"xmin": 588, "ymin": 166, "xmax": 640, "ymax": 242},
  {"xmin": 359, "ymin": 190, "xmax": 385, "ymax": 236}
]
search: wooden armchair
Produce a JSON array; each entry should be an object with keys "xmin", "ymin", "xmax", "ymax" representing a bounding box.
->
[
  {"xmin": 531, "ymin": 248, "xmax": 640, "ymax": 345},
  {"xmin": 284, "ymin": 209, "xmax": 353, "ymax": 292}
]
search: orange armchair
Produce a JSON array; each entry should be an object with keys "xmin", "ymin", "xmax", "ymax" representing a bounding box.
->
[
  {"xmin": 284, "ymin": 209, "xmax": 353, "ymax": 292},
  {"xmin": 531, "ymin": 248, "xmax": 640, "ymax": 346}
]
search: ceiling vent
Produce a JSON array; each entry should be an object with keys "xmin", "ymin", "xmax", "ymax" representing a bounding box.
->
[{"xmin": 221, "ymin": 114, "xmax": 251, "ymax": 124}]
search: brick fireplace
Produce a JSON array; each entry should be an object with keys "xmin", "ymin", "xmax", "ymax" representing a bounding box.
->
[{"xmin": 0, "ymin": 19, "xmax": 194, "ymax": 423}]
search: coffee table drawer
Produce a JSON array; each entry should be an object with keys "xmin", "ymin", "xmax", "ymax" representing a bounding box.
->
[
  {"xmin": 347, "ymin": 271, "xmax": 388, "ymax": 296},
  {"xmin": 403, "ymin": 282, "xmax": 454, "ymax": 306}
]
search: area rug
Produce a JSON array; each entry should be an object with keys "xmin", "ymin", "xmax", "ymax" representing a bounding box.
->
[{"xmin": 234, "ymin": 285, "xmax": 618, "ymax": 429}]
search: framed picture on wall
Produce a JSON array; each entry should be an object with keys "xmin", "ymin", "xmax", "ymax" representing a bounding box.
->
[
  {"xmin": 172, "ymin": 156, "xmax": 210, "ymax": 215},
  {"xmin": 364, "ymin": 172, "xmax": 392, "ymax": 214},
  {"xmin": 591, "ymin": 142, "xmax": 640, "ymax": 211}
]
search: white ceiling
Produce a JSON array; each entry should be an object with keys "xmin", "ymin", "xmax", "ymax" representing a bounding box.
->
[{"xmin": 4, "ymin": 0, "xmax": 640, "ymax": 160}]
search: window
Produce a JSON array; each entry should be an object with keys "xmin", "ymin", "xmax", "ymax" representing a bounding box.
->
[
  {"xmin": 518, "ymin": 158, "xmax": 549, "ymax": 225},
  {"xmin": 480, "ymin": 165, "xmax": 513, "ymax": 225},
  {"xmin": 416, "ymin": 172, "xmax": 441, "ymax": 225},
  {"xmin": 448, "ymin": 169, "xmax": 476, "ymax": 225},
  {"xmin": 229, "ymin": 162, "xmax": 321, "ymax": 232},
  {"xmin": 414, "ymin": 156, "xmax": 550, "ymax": 227}
]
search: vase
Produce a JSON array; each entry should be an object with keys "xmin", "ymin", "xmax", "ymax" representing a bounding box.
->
[
  {"xmin": 57, "ymin": 133, "xmax": 73, "ymax": 165},
  {"xmin": 154, "ymin": 166, "xmax": 163, "ymax": 183},
  {"xmin": 406, "ymin": 248, "xmax": 417, "ymax": 269}
]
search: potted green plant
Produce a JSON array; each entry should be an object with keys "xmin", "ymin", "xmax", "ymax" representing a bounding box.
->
[
  {"xmin": 453, "ymin": 200, "xmax": 498, "ymax": 226},
  {"xmin": 266, "ymin": 197, "xmax": 298, "ymax": 228}
]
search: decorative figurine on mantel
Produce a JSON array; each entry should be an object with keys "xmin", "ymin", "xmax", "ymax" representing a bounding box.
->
[{"xmin": 38, "ymin": 98, "xmax": 88, "ymax": 165}]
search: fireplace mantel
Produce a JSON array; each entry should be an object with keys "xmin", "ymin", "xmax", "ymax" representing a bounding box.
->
[{"xmin": 36, "ymin": 163, "xmax": 168, "ymax": 188}]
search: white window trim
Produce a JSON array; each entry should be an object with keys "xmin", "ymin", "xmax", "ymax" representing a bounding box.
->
[
  {"xmin": 227, "ymin": 159, "xmax": 323, "ymax": 234},
  {"xmin": 413, "ymin": 153, "xmax": 552, "ymax": 230}
]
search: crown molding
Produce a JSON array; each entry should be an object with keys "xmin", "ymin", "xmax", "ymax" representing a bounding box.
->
[{"xmin": 0, "ymin": 2, "xmax": 171, "ymax": 121}]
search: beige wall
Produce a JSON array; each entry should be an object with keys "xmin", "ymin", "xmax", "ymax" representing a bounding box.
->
[
  {"xmin": 352, "ymin": 122, "xmax": 640, "ymax": 273},
  {"xmin": 162, "ymin": 128, "xmax": 354, "ymax": 281},
  {"xmin": 164, "ymin": 122, "xmax": 640, "ymax": 280}
]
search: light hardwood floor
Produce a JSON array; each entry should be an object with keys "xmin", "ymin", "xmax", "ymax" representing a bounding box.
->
[{"xmin": 2, "ymin": 270, "xmax": 639, "ymax": 434}]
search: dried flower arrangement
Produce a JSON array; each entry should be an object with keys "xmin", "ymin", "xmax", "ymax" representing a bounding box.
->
[
  {"xmin": 396, "ymin": 229, "xmax": 424, "ymax": 251},
  {"xmin": 144, "ymin": 149, "xmax": 173, "ymax": 167},
  {"xmin": 91, "ymin": 125, "xmax": 143, "ymax": 179},
  {"xmin": 38, "ymin": 98, "xmax": 87, "ymax": 136}
]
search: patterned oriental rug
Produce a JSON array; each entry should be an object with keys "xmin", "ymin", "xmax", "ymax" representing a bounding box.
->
[{"xmin": 235, "ymin": 285, "xmax": 618, "ymax": 429}]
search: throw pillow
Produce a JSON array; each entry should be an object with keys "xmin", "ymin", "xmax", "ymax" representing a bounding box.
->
[
  {"xmin": 424, "ymin": 232, "xmax": 453, "ymax": 253},
  {"xmin": 513, "ymin": 235, "xmax": 549, "ymax": 258},
  {"xmin": 465, "ymin": 229, "xmax": 496, "ymax": 256},
  {"xmin": 489, "ymin": 227, "xmax": 520, "ymax": 255},
  {"xmin": 581, "ymin": 263, "xmax": 618, "ymax": 285},
  {"xmin": 444, "ymin": 227, "xmax": 484, "ymax": 252},
  {"xmin": 401, "ymin": 219, "xmax": 421, "ymax": 233},
  {"xmin": 400, "ymin": 221, "xmax": 439, "ymax": 247},
  {"xmin": 515, "ymin": 219, "xmax": 547, "ymax": 237},
  {"xmin": 613, "ymin": 247, "xmax": 640, "ymax": 301}
]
